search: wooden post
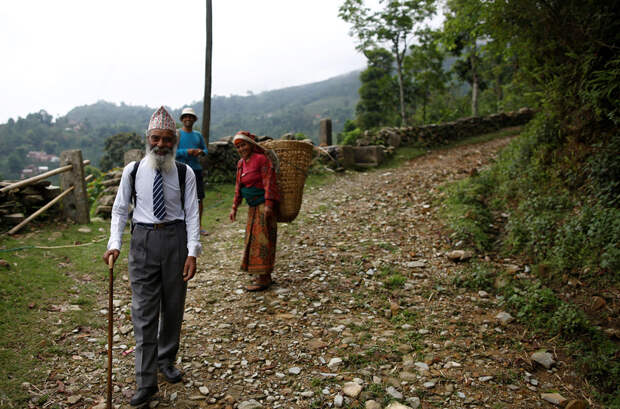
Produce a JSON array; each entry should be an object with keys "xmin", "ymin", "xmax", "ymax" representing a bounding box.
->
[
  {"xmin": 319, "ymin": 118, "xmax": 332, "ymax": 146},
  {"xmin": 60, "ymin": 150, "xmax": 90, "ymax": 224}
]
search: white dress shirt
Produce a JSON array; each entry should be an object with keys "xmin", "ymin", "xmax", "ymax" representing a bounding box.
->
[{"xmin": 107, "ymin": 160, "xmax": 202, "ymax": 257}]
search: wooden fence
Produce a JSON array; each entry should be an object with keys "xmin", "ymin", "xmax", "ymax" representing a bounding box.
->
[{"xmin": 1, "ymin": 150, "xmax": 91, "ymax": 235}]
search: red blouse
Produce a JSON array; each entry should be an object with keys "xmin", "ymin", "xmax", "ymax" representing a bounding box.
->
[{"xmin": 232, "ymin": 152, "xmax": 280, "ymax": 210}]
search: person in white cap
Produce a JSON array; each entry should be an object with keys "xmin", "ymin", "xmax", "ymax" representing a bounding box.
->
[
  {"xmin": 175, "ymin": 107, "xmax": 209, "ymax": 236},
  {"xmin": 102, "ymin": 106, "xmax": 201, "ymax": 406}
]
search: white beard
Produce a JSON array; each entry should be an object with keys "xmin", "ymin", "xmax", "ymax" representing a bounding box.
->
[{"xmin": 145, "ymin": 142, "xmax": 176, "ymax": 172}]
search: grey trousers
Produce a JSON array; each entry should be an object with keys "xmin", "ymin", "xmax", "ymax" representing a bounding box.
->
[{"xmin": 128, "ymin": 222, "xmax": 188, "ymax": 389}]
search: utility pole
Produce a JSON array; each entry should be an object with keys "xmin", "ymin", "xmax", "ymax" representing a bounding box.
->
[{"xmin": 201, "ymin": 0, "xmax": 212, "ymax": 143}]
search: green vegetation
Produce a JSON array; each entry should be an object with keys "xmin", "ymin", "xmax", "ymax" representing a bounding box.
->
[
  {"xmin": 0, "ymin": 220, "xmax": 111, "ymax": 403},
  {"xmin": 443, "ymin": 119, "xmax": 620, "ymax": 282},
  {"xmin": 203, "ymin": 183, "xmax": 238, "ymax": 229},
  {"xmin": 443, "ymin": 124, "xmax": 620, "ymax": 403},
  {"xmin": 99, "ymin": 132, "xmax": 144, "ymax": 171},
  {"xmin": 385, "ymin": 273, "xmax": 406, "ymax": 289},
  {"xmin": 453, "ymin": 263, "xmax": 620, "ymax": 404},
  {"xmin": 0, "ymin": 72, "xmax": 361, "ymax": 179},
  {"xmin": 452, "ymin": 262, "xmax": 494, "ymax": 292},
  {"xmin": 0, "ymin": 182, "xmax": 236, "ymax": 404},
  {"xmin": 437, "ymin": 0, "xmax": 619, "ymax": 403},
  {"xmin": 340, "ymin": 0, "xmax": 436, "ymax": 126}
]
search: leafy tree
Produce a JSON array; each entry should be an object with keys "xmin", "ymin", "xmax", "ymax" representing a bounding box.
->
[
  {"xmin": 99, "ymin": 132, "xmax": 144, "ymax": 171},
  {"xmin": 356, "ymin": 48, "xmax": 398, "ymax": 129},
  {"xmin": 339, "ymin": 0, "xmax": 436, "ymax": 126},
  {"xmin": 42, "ymin": 140, "xmax": 59, "ymax": 154},
  {"xmin": 442, "ymin": 0, "xmax": 488, "ymax": 117},
  {"xmin": 485, "ymin": 0, "xmax": 620, "ymax": 135},
  {"xmin": 404, "ymin": 28, "xmax": 448, "ymax": 123},
  {"xmin": 7, "ymin": 152, "xmax": 25, "ymax": 175}
]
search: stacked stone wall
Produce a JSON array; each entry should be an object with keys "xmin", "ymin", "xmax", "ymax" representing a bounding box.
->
[
  {"xmin": 91, "ymin": 107, "xmax": 535, "ymax": 218},
  {"xmin": 357, "ymin": 107, "xmax": 535, "ymax": 148},
  {"xmin": 0, "ymin": 181, "xmax": 61, "ymax": 228}
]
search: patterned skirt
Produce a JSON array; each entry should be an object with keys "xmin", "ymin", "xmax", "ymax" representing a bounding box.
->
[{"xmin": 241, "ymin": 203, "xmax": 277, "ymax": 274}]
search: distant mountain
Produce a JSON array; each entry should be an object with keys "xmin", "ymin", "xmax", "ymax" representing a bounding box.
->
[
  {"xmin": 0, "ymin": 71, "xmax": 360, "ymax": 178},
  {"xmin": 65, "ymin": 70, "xmax": 361, "ymax": 142}
]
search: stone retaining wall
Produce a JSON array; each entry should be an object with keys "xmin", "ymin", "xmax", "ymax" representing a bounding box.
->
[
  {"xmin": 320, "ymin": 107, "xmax": 535, "ymax": 168},
  {"xmin": 90, "ymin": 107, "xmax": 535, "ymax": 218},
  {"xmin": 360, "ymin": 107, "xmax": 535, "ymax": 149},
  {"xmin": 0, "ymin": 181, "xmax": 61, "ymax": 229}
]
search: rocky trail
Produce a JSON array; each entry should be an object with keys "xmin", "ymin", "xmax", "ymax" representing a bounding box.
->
[{"xmin": 26, "ymin": 136, "xmax": 597, "ymax": 408}]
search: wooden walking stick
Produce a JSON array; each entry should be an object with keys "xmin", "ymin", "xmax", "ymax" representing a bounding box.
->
[{"xmin": 107, "ymin": 254, "xmax": 114, "ymax": 409}]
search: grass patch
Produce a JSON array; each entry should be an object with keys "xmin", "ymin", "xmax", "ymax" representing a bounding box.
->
[
  {"xmin": 377, "ymin": 241, "xmax": 398, "ymax": 252},
  {"xmin": 385, "ymin": 273, "xmax": 406, "ymax": 289},
  {"xmin": 0, "ymin": 219, "xmax": 111, "ymax": 403},
  {"xmin": 440, "ymin": 116, "xmax": 620, "ymax": 404},
  {"xmin": 345, "ymin": 352, "xmax": 370, "ymax": 370},
  {"xmin": 364, "ymin": 382, "xmax": 393, "ymax": 407},
  {"xmin": 382, "ymin": 146, "xmax": 427, "ymax": 168},
  {"xmin": 439, "ymin": 173, "xmax": 496, "ymax": 252},
  {"xmin": 391, "ymin": 309, "xmax": 419, "ymax": 326},
  {"xmin": 203, "ymin": 182, "xmax": 236, "ymax": 228},
  {"xmin": 441, "ymin": 126, "xmax": 523, "ymax": 150},
  {"xmin": 452, "ymin": 262, "xmax": 494, "ymax": 292}
]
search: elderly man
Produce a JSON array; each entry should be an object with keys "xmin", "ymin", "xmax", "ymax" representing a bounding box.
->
[{"xmin": 103, "ymin": 106, "xmax": 201, "ymax": 406}]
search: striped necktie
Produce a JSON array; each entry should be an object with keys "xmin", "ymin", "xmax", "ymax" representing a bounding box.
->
[{"xmin": 153, "ymin": 169, "xmax": 166, "ymax": 220}]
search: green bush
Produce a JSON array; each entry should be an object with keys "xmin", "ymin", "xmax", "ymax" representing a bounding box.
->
[
  {"xmin": 385, "ymin": 273, "xmax": 406, "ymax": 289},
  {"xmin": 587, "ymin": 133, "xmax": 620, "ymax": 206},
  {"xmin": 550, "ymin": 303, "xmax": 591, "ymax": 339},
  {"xmin": 453, "ymin": 263, "xmax": 494, "ymax": 291},
  {"xmin": 575, "ymin": 335, "xmax": 620, "ymax": 403},
  {"xmin": 339, "ymin": 127, "xmax": 362, "ymax": 146},
  {"xmin": 440, "ymin": 172, "xmax": 496, "ymax": 251},
  {"xmin": 502, "ymin": 281, "xmax": 560, "ymax": 329},
  {"xmin": 439, "ymin": 113, "xmax": 620, "ymax": 404},
  {"xmin": 551, "ymin": 204, "xmax": 620, "ymax": 278}
]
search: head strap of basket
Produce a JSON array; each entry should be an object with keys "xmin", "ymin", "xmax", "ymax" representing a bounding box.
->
[{"xmin": 233, "ymin": 131, "xmax": 263, "ymax": 151}]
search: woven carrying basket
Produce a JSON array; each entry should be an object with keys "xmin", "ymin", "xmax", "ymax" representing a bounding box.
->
[{"xmin": 260, "ymin": 140, "xmax": 314, "ymax": 223}]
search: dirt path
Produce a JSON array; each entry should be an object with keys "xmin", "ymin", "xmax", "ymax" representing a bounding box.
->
[{"xmin": 31, "ymin": 136, "xmax": 597, "ymax": 408}]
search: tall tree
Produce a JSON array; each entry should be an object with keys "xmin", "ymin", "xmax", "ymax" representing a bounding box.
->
[
  {"xmin": 485, "ymin": 0, "xmax": 620, "ymax": 133},
  {"xmin": 404, "ymin": 28, "xmax": 447, "ymax": 123},
  {"xmin": 339, "ymin": 0, "xmax": 436, "ymax": 126},
  {"xmin": 442, "ymin": 0, "xmax": 487, "ymax": 116},
  {"xmin": 99, "ymin": 132, "xmax": 144, "ymax": 171},
  {"xmin": 356, "ymin": 48, "xmax": 398, "ymax": 129},
  {"xmin": 201, "ymin": 0, "xmax": 213, "ymax": 143}
]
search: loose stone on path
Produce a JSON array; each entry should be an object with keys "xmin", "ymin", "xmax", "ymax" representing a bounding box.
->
[{"xmin": 531, "ymin": 350, "xmax": 556, "ymax": 369}]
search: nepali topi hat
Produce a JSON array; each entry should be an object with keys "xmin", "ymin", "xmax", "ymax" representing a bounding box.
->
[{"xmin": 148, "ymin": 106, "xmax": 176, "ymax": 133}]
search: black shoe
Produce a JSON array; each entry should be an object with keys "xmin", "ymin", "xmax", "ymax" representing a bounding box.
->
[
  {"xmin": 130, "ymin": 386, "xmax": 158, "ymax": 406},
  {"xmin": 160, "ymin": 365, "xmax": 183, "ymax": 383}
]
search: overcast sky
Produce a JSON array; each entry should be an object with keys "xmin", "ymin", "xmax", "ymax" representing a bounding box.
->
[{"xmin": 0, "ymin": 0, "xmax": 376, "ymax": 123}]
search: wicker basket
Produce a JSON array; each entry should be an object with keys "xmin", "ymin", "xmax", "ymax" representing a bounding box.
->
[{"xmin": 260, "ymin": 140, "xmax": 314, "ymax": 223}]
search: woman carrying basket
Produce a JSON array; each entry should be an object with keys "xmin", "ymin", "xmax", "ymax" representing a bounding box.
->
[{"xmin": 229, "ymin": 131, "xmax": 280, "ymax": 291}]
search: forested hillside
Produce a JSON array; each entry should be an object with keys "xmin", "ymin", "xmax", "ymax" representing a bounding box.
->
[{"xmin": 0, "ymin": 71, "xmax": 360, "ymax": 179}]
